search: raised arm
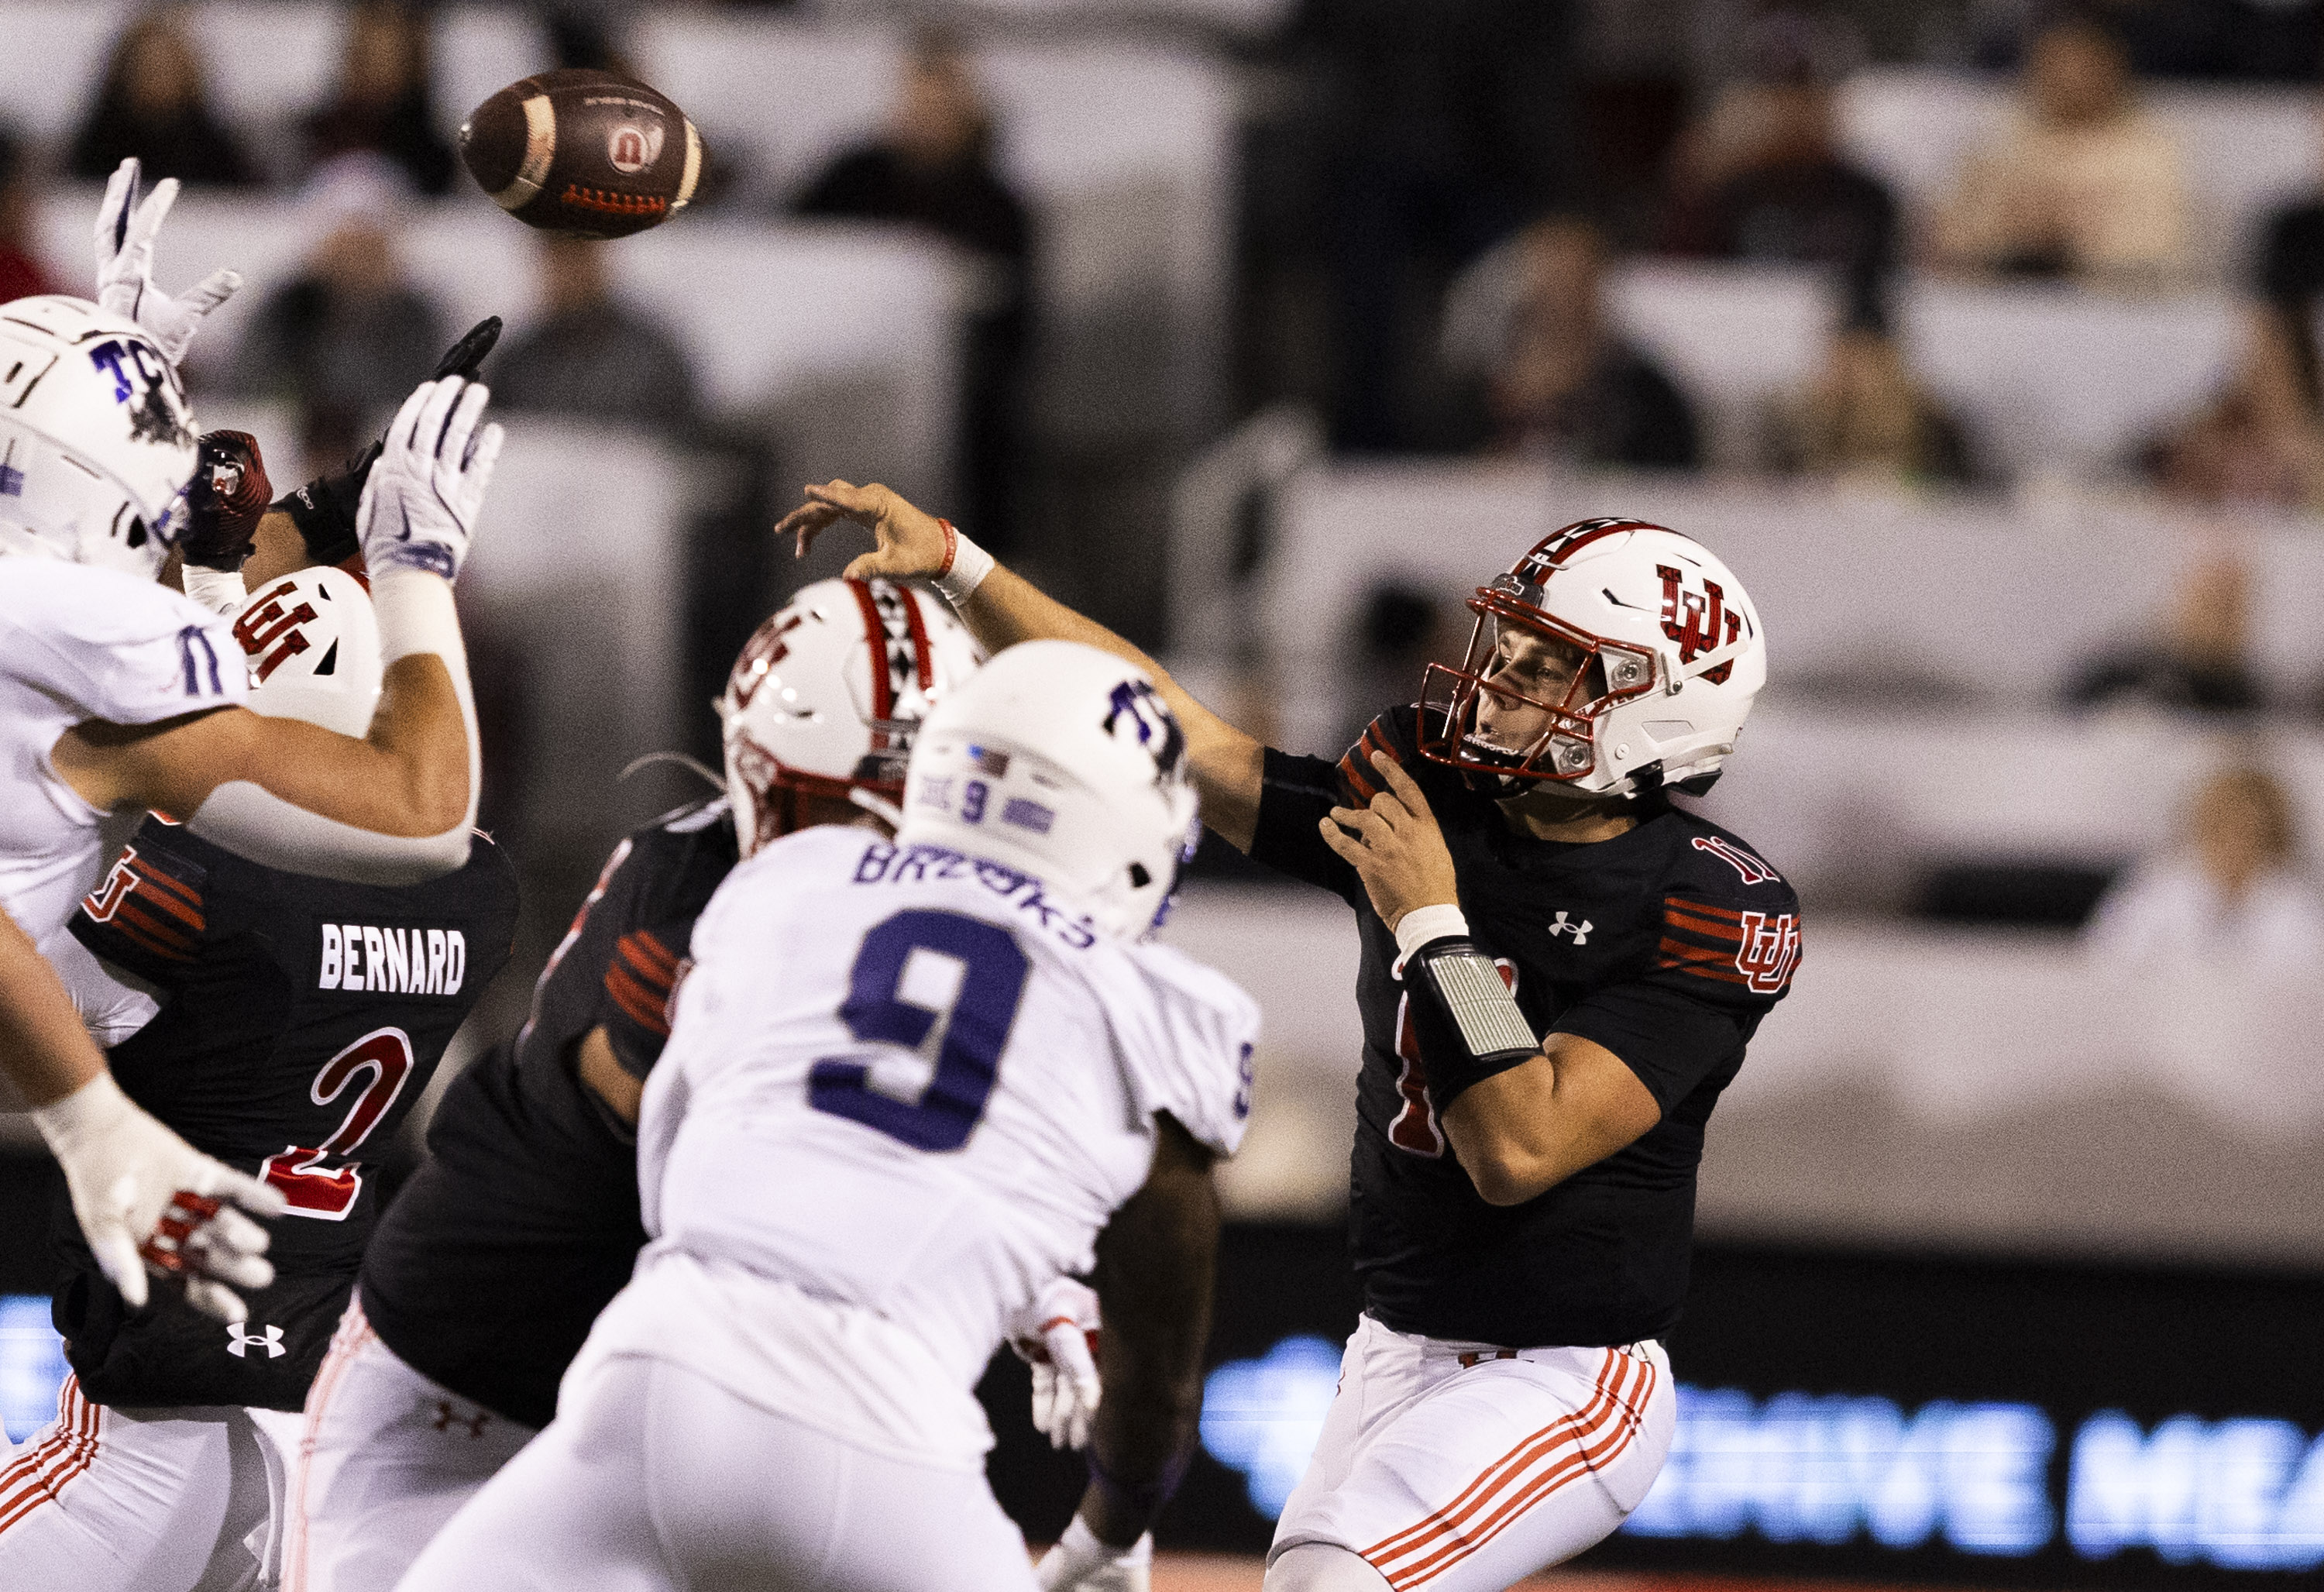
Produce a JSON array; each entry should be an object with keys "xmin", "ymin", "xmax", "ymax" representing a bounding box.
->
[
  {"xmin": 1038, "ymin": 1112, "xmax": 1221, "ymax": 1587},
  {"xmin": 54, "ymin": 378, "xmax": 501, "ymax": 886},
  {"xmin": 779, "ymin": 482, "xmax": 1267, "ymax": 851}
]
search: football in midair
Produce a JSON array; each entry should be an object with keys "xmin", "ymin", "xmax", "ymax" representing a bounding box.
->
[{"xmin": 458, "ymin": 68, "xmax": 702, "ymax": 239}]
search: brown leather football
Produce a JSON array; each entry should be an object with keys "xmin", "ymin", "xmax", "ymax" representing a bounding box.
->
[{"xmin": 458, "ymin": 68, "xmax": 702, "ymax": 239}]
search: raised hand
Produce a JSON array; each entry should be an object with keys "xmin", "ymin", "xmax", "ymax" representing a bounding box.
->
[
  {"xmin": 356, "ymin": 377, "xmax": 504, "ymax": 582},
  {"xmin": 94, "ymin": 159, "xmax": 240, "ymax": 365},
  {"xmin": 1319, "ymin": 748, "xmax": 1463, "ymax": 932},
  {"xmin": 775, "ymin": 480, "xmax": 954, "ymax": 580}
]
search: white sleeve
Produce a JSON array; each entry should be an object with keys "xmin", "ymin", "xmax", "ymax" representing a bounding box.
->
[
  {"xmin": 22, "ymin": 576, "xmax": 246, "ymax": 727},
  {"xmin": 182, "ymin": 571, "xmax": 476, "ymax": 885},
  {"xmin": 1112, "ymin": 943, "xmax": 1261, "ymax": 1159},
  {"xmin": 36, "ymin": 928, "xmax": 163, "ymax": 1049}
]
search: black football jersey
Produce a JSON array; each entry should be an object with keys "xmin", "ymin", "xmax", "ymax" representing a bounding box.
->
[
  {"xmin": 53, "ymin": 817, "xmax": 518, "ymax": 1411},
  {"xmin": 1250, "ymin": 705, "xmax": 1801, "ymax": 1349},
  {"xmin": 356, "ymin": 797, "xmax": 738, "ymax": 1430}
]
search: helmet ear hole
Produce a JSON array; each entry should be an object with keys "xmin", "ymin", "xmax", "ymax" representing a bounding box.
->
[
  {"xmin": 126, "ymin": 517, "xmax": 146, "ymax": 549},
  {"xmin": 1128, "ymin": 861, "xmax": 1153, "ymax": 889}
]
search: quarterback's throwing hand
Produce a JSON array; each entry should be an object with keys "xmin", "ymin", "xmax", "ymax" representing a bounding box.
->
[
  {"xmin": 1320, "ymin": 749, "xmax": 1461, "ymax": 932},
  {"xmin": 775, "ymin": 480, "xmax": 951, "ymax": 579},
  {"xmin": 94, "ymin": 159, "xmax": 240, "ymax": 365},
  {"xmin": 356, "ymin": 377, "xmax": 503, "ymax": 581}
]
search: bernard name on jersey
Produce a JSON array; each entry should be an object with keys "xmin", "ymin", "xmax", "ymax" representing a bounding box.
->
[{"xmin": 319, "ymin": 923, "xmax": 471, "ymax": 995}]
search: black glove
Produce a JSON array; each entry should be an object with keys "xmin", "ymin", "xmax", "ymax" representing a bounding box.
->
[
  {"xmin": 180, "ymin": 430, "xmax": 273, "ymax": 571},
  {"xmin": 274, "ymin": 317, "xmax": 504, "ymax": 567}
]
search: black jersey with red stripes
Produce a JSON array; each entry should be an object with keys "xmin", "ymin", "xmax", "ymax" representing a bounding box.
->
[
  {"xmin": 52, "ymin": 817, "xmax": 517, "ymax": 1411},
  {"xmin": 1248, "ymin": 703, "xmax": 1800, "ymax": 1349},
  {"xmin": 354, "ymin": 796, "xmax": 738, "ymax": 1430}
]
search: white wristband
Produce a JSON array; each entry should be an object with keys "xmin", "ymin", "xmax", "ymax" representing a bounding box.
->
[
  {"xmin": 932, "ymin": 520, "xmax": 995, "ymax": 605},
  {"xmin": 180, "ymin": 563, "xmax": 246, "ymax": 615},
  {"xmin": 1394, "ymin": 903, "xmax": 1471, "ymax": 962}
]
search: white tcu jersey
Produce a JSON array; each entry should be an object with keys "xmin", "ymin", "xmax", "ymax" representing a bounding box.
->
[
  {"xmin": 598, "ymin": 825, "xmax": 1259, "ymax": 1466},
  {"xmin": 0, "ymin": 558, "xmax": 242, "ymax": 942}
]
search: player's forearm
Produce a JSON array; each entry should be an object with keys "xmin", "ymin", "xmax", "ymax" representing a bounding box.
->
[
  {"xmin": 1442, "ymin": 1037, "xmax": 1656, "ymax": 1206},
  {"xmin": 1078, "ymin": 1122, "xmax": 1221, "ymax": 1546},
  {"xmin": 959, "ymin": 566, "xmax": 1265, "ymax": 849},
  {"xmin": 0, "ymin": 907, "xmax": 108, "ymax": 1108}
]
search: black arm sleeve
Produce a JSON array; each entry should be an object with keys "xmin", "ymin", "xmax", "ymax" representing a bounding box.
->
[{"xmin": 1246, "ymin": 747, "xmax": 1363, "ymax": 906}]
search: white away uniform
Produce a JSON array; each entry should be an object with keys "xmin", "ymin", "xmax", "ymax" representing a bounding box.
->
[
  {"xmin": 394, "ymin": 827, "xmax": 1259, "ymax": 1592},
  {"xmin": 1, "ymin": 559, "xmax": 242, "ymax": 941}
]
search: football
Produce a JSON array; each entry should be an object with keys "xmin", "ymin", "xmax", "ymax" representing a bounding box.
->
[{"xmin": 458, "ymin": 67, "xmax": 703, "ymax": 239}]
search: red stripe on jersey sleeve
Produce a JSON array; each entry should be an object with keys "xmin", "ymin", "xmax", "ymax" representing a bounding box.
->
[
  {"xmin": 617, "ymin": 930, "xmax": 678, "ymax": 979},
  {"xmin": 112, "ymin": 899, "xmax": 198, "ymax": 962},
  {"xmin": 1655, "ymin": 938, "xmax": 1752, "ymax": 985},
  {"xmin": 604, "ymin": 961, "xmax": 672, "ymax": 1037}
]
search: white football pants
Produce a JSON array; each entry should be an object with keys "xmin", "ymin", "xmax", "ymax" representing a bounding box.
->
[
  {"xmin": 392, "ymin": 1352, "xmax": 1039, "ymax": 1592},
  {"xmin": 284, "ymin": 1294, "xmax": 535, "ymax": 1592},
  {"xmin": 0, "ymin": 1373, "xmax": 300, "ymax": 1592},
  {"xmin": 1266, "ymin": 1315, "xmax": 1675, "ymax": 1592}
]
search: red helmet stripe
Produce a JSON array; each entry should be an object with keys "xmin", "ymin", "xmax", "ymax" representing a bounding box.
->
[
  {"xmin": 1525, "ymin": 518, "xmax": 1662, "ymax": 569},
  {"xmin": 844, "ymin": 579, "xmax": 895, "ymax": 722},
  {"xmin": 898, "ymin": 587, "xmax": 936, "ymax": 693}
]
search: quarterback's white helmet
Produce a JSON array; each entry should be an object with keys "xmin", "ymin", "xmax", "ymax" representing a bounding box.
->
[
  {"xmin": 1418, "ymin": 517, "xmax": 1766, "ymax": 799},
  {"xmin": 719, "ymin": 577, "xmax": 983, "ymax": 858},
  {"xmin": 898, "ymin": 639, "xmax": 1201, "ymax": 941},
  {"xmin": 0, "ymin": 295, "xmax": 198, "ymax": 578},
  {"xmin": 230, "ymin": 568, "xmax": 383, "ymax": 739}
]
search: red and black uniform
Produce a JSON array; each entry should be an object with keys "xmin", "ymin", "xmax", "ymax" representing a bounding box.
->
[
  {"xmin": 354, "ymin": 797, "xmax": 738, "ymax": 1429},
  {"xmin": 1249, "ymin": 705, "xmax": 1801, "ymax": 1349},
  {"xmin": 53, "ymin": 818, "xmax": 517, "ymax": 1411}
]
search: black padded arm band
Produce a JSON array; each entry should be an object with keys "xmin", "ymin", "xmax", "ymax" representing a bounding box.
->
[{"xmin": 1401, "ymin": 935, "xmax": 1542, "ymax": 1112}]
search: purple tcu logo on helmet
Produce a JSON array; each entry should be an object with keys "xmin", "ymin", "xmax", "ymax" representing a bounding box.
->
[
  {"xmin": 1102, "ymin": 680, "xmax": 1186, "ymax": 782},
  {"xmin": 88, "ymin": 337, "xmax": 192, "ymax": 449}
]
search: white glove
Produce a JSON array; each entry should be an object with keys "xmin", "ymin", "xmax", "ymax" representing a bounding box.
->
[
  {"xmin": 94, "ymin": 159, "xmax": 240, "ymax": 365},
  {"xmin": 31, "ymin": 1073, "xmax": 285, "ymax": 1322},
  {"xmin": 356, "ymin": 377, "xmax": 504, "ymax": 583},
  {"xmin": 1036, "ymin": 1517, "xmax": 1152, "ymax": 1592},
  {"xmin": 1007, "ymin": 1276, "xmax": 1103, "ymax": 1449}
]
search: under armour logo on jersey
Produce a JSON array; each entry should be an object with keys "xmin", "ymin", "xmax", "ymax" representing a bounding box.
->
[
  {"xmin": 1548, "ymin": 911, "xmax": 1593, "ymax": 945},
  {"xmin": 1102, "ymin": 680, "xmax": 1187, "ymax": 782},
  {"xmin": 226, "ymin": 1323, "xmax": 285, "ymax": 1359},
  {"xmin": 431, "ymin": 1401, "xmax": 491, "ymax": 1439},
  {"xmin": 1691, "ymin": 835, "xmax": 1778, "ymax": 885}
]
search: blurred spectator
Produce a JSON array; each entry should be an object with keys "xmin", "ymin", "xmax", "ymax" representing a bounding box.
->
[
  {"xmin": 493, "ymin": 236, "xmax": 700, "ymax": 432},
  {"xmin": 1969, "ymin": 0, "xmax": 2324, "ymax": 83},
  {"xmin": 1659, "ymin": 9, "xmax": 1896, "ymax": 321},
  {"xmin": 1291, "ymin": 0, "xmax": 1583, "ymax": 452},
  {"xmin": 230, "ymin": 163, "xmax": 446, "ymax": 450},
  {"xmin": 69, "ymin": 9, "xmax": 257, "ymax": 188},
  {"xmin": 302, "ymin": 2, "xmax": 456, "ymax": 197},
  {"xmin": 2254, "ymin": 106, "xmax": 2324, "ymax": 311},
  {"xmin": 0, "ymin": 131, "xmax": 57, "ymax": 306},
  {"xmin": 1340, "ymin": 581, "xmax": 1453, "ymax": 749},
  {"xmin": 2144, "ymin": 305, "xmax": 2324, "ymax": 512},
  {"xmin": 2085, "ymin": 765, "xmax": 2324, "ymax": 968},
  {"xmin": 1762, "ymin": 308, "xmax": 1975, "ymax": 488},
  {"xmin": 1934, "ymin": 10, "xmax": 2189, "ymax": 287},
  {"xmin": 1440, "ymin": 215, "xmax": 1700, "ymax": 469},
  {"xmin": 794, "ymin": 33, "xmax": 1033, "ymax": 553},
  {"xmin": 2065, "ymin": 551, "xmax": 2262, "ymax": 713}
]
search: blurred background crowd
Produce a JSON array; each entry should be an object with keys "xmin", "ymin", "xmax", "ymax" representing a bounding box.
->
[{"xmin": 9, "ymin": 2, "xmax": 2324, "ymax": 1581}]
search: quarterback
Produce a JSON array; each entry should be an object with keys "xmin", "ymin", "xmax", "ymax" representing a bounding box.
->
[
  {"xmin": 784, "ymin": 487, "xmax": 1802, "ymax": 1590},
  {"xmin": 1, "ymin": 162, "xmax": 501, "ymax": 1324},
  {"xmin": 394, "ymin": 641, "xmax": 1260, "ymax": 1591}
]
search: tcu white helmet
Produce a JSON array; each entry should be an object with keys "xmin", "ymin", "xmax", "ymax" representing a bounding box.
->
[
  {"xmin": 0, "ymin": 296, "xmax": 198, "ymax": 578},
  {"xmin": 719, "ymin": 577, "xmax": 982, "ymax": 857},
  {"xmin": 899, "ymin": 640, "xmax": 1201, "ymax": 941},
  {"xmin": 230, "ymin": 568, "xmax": 383, "ymax": 738},
  {"xmin": 1418, "ymin": 517, "xmax": 1766, "ymax": 799}
]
